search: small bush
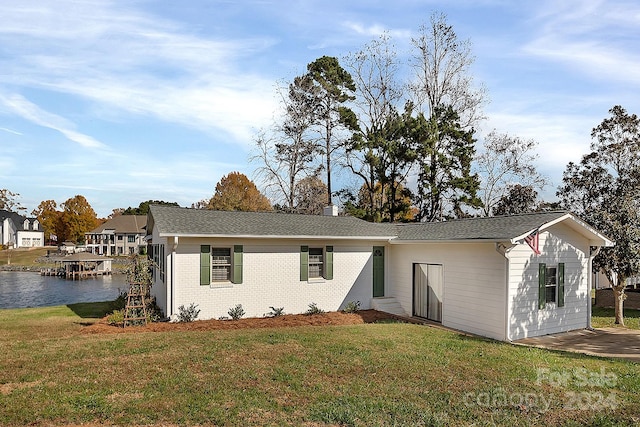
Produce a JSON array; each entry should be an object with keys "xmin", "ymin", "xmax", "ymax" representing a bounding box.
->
[
  {"xmin": 106, "ymin": 310, "xmax": 124, "ymax": 326},
  {"xmin": 112, "ymin": 289, "xmax": 128, "ymax": 311},
  {"xmin": 343, "ymin": 300, "xmax": 361, "ymax": 313},
  {"xmin": 228, "ymin": 304, "xmax": 245, "ymax": 320},
  {"xmin": 177, "ymin": 303, "xmax": 200, "ymax": 322},
  {"xmin": 268, "ymin": 306, "xmax": 285, "ymax": 317},
  {"xmin": 305, "ymin": 302, "xmax": 324, "ymax": 315},
  {"xmin": 146, "ymin": 297, "xmax": 164, "ymax": 322}
]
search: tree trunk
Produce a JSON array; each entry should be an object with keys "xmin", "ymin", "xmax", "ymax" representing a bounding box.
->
[{"xmin": 612, "ymin": 285, "xmax": 626, "ymax": 326}]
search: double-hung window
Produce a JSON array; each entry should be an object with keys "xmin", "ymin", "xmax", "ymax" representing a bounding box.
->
[
  {"xmin": 538, "ymin": 263, "xmax": 565, "ymax": 308},
  {"xmin": 300, "ymin": 246, "xmax": 333, "ymax": 281},
  {"xmin": 211, "ymin": 248, "xmax": 232, "ymax": 282},
  {"xmin": 545, "ymin": 265, "xmax": 557, "ymax": 304},
  {"xmin": 308, "ymin": 248, "xmax": 324, "ymax": 279}
]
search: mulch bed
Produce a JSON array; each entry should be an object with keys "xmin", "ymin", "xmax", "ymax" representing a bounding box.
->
[{"xmin": 81, "ymin": 309, "xmax": 396, "ymax": 335}]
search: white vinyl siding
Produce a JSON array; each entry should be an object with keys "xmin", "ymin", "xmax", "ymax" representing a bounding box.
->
[
  {"xmin": 388, "ymin": 242, "xmax": 507, "ymax": 341},
  {"xmin": 507, "ymin": 223, "xmax": 590, "ymax": 341}
]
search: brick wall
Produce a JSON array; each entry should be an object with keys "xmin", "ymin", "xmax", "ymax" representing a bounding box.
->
[
  {"xmin": 170, "ymin": 238, "xmax": 378, "ymax": 320},
  {"xmin": 595, "ymin": 288, "xmax": 640, "ymax": 309}
]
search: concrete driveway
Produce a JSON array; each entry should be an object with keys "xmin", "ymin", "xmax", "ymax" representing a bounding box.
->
[{"xmin": 516, "ymin": 328, "xmax": 640, "ymax": 362}]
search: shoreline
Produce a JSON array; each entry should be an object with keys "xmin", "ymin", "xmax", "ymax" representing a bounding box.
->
[{"xmin": 0, "ymin": 266, "xmax": 125, "ymax": 274}]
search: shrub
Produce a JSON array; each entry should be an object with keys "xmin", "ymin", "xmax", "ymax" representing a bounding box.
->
[
  {"xmin": 268, "ymin": 306, "xmax": 285, "ymax": 317},
  {"xmin": 228, "ymin": 304, "xmax": 245, "ymax": 320},
  {"xmin": 343, "ymin": 300, "xmax": 361, "ymax": 313},
  {"xmin": 106, "ymin": 310, "xmax": 124, "ymax": 326},
  {"xmin": 305, "ymin": 302, "xmax": 324, "ymax": 315},
  {"xmin": 112, "ymin": 289, "xmax": 128, "ymax": 311},
  {"xmin": 177, "ymin": 303, "xmax": 200, "ymax": 322},
  {"xmin": 146, "ymin": 297, "xmax": 164, "ymax": 323}
]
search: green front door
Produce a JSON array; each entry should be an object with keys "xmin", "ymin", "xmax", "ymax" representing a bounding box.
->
[{"xmin": 373, "ymin": 246, "xmax": 384, "ymax": 297}]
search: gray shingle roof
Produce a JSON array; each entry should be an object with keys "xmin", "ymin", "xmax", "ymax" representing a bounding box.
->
[
  {"xmin": 148, "ymin": 206, "xmax": 589, "ymax": 243},
  {"xmin": 393, "ymin": 211, "xmax": 570, "ymax": 241},
  {"xmin": 88, "ymin": 215, "xmax": 147, "ymax": 234},
  {"xmin": 0, "ymin": 209, "xmax": 40, "ymax": 231},
  {"xmin": 149, "ymin": 205, "xmax": 396, "ymax": 239}
]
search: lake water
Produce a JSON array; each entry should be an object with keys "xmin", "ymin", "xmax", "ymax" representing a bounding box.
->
[{"xmin": 0, "ymin": 271, "xmax": 128, "ymax": 309}]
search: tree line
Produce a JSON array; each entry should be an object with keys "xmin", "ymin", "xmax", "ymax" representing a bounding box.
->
[{"xmin": 251, "ymin": 13, "xmax": 551, "ymax": 222}]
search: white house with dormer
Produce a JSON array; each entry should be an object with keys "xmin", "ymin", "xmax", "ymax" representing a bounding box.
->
[
  {"xmin": 0, "ymin": 210, "xmax": 45, "ymax": 248},
  {"xmin": 146, "ymin": 205, "xmax": 612, "ymax": 342}
]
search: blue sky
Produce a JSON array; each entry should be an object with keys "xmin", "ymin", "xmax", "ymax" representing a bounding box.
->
[{"xmin": 1, "ymin": 0, "xmax": 638, "ymax": 217}]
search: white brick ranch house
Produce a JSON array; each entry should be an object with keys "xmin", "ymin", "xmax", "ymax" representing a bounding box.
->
[{"xmin": 146, "ymin": 205, "xmax": 612, "ymax": 341}]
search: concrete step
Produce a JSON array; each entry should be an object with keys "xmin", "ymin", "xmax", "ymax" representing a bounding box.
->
[{"xmin": 371, "ymin": 297, "xmax": 407, "ymax": 317}]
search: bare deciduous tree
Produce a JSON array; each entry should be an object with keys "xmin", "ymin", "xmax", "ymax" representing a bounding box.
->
[
  {"xmin": 252, "ymin": 76, "xmax": 319, "ymax": 211},
  {"xmin": 410, "ymin": 12, "xmax": 487, "ymax": 130},
  {"xmin": 475, "ymin": 130, "xmax": 547, "ymax": 216}
]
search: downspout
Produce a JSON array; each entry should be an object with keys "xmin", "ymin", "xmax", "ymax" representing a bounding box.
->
[
  {"xmin": 496, "ymin": 243, "xmax": 516, "ymax": 341},
  {"xmin": 170, "ymin": 236, "xmax": 179, "ymax": 319},
  {"xmin": 587, "ymin": 246, "xmax": 601, "ymax": 330}
]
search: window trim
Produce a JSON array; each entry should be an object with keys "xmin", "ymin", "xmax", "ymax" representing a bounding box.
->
[
  {"xmin": 211, "ymin": 247, "xmax": 232, "ymax": 283},
  {"xmin": 308, "ymin": 247, "xmax": 324, "ymax": 279}
]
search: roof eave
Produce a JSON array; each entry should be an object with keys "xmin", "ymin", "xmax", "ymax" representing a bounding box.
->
[
  {"xmin": 510, "ymin": 213, "xmax": 614, "ymax": 247},
  {"xmin": 158, "ymin": 233, "xmax": 396, "ymax": 241}
]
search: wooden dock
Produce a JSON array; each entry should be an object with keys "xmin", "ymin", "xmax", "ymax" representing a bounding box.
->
[{"xmin": 40, "ymin": 253, "xmax": 113, "ymax": 280}]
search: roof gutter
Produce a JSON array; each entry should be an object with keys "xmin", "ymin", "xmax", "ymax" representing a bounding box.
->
[{"xmin": 389, "ymin": 238, "xmax": 507, "ymax": 244}]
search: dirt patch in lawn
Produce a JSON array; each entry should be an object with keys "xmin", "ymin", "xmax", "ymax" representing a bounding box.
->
[{"xmin": 81, "ymin": 309, "xmax": 397, "ymax": 335}]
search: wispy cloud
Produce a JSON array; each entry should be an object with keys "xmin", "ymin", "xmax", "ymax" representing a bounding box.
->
[
  {"xmin": 343, "ymin": 21, "xmax": 412, "ymax": 40},
  {"xmin": 522, "ymin": 0, "xmax": 640, "ymax": 86},
  {"xmin": 0, "ymin": 94, "xmax": 107, "ymax": 149},
  {"xmin": 0, "ymin": 127, "xmax": 22, "ymax": 135},
  {"xmin": 0, "ymin": 1, "xmax": 278, "ymax": 146}
]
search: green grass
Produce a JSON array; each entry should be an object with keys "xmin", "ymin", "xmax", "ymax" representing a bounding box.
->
[
  {"xmin": 592, "ymin": 306, "xmax": 640, "ymax": 330},
  {"xmin": 0, "ymin": 305, "xmax": 638, "ymax": 426},
  {"xmin": 0, "ymin": 247, "xmax": 53, "ymax": 267}
]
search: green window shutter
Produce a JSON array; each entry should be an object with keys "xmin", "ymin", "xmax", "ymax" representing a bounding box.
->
[
  {"xmin": 538, "ymin": 263, "xmax": 546, "ymax": 309},
  {"xmin": 373, "ymin": 246, "xmax": 385, "ymax": 297},
  {"xmin": 232, "ymin": 245, "xmax": 243, "ymax": 284},
  {"xmin": 557, "ymin": 263, "xmax": 565, "ymax": 307},
  {"xmin": 325, "ymin": 246, "xmax": 333, "ymax": 280},
  {"xmin": 300, "ymin": 246, "xmax": 309, "ymax": 281},
  {"xmin": 200, "ymin": 245, "xmax": 211, "ymax": 286}
]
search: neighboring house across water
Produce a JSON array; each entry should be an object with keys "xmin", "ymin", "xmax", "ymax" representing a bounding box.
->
[
  {"xmin": 85, "ymin": 215, "xmax": 147, "ymax": 256},
  {"xmin": 0, "ymin": 210, "xmax": 44, "ymax": 248},
  {"xmin": 146, "ymin": 205, "xmax": 613, "ymax": 342}
]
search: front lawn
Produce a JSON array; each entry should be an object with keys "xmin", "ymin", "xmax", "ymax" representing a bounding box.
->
[{"xmin": 0, "ymin": 305, "xmax": 638, "ymax": 426}]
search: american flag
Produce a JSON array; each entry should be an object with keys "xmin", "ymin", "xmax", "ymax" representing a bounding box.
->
[{"xmin": 524, "ymin": 229, "xmax": 540, "ymax": 255}]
